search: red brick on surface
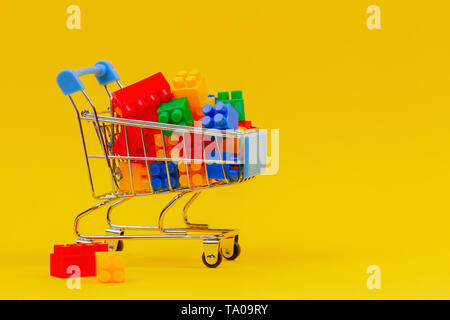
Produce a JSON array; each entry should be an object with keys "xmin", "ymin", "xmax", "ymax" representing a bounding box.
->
[{"xmin": 50, "ymin": 243, "xmax": 108, "ymax": 279}]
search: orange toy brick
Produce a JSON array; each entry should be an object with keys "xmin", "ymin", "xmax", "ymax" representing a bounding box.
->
[
  {"xmin": 157, "ymin": 130, "xmax": 208, "ymax": 162},
  {"xmin": 118, "ymin": 161, "xmax": 151, "ymax": 192},
  {"xmin": 95, "ymin": 252, "xmax": 125, "ymax": 283},
  {"xmin": 173, "ymin": 70, "xmax": 208, "ymax": 120},
  {"xmin": 178, "ymin": 162, "xmax": 207, "ymax": 188},
  {"xmin": 154, "ymin": 133, "xmax": 183, "ymax": 159}
]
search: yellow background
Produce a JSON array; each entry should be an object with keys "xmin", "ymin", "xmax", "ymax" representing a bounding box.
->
[{"xmin": 1, "ymin": 0, "xmax": 449, "ymax": 299}]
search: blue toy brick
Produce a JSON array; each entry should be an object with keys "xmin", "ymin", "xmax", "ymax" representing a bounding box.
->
[
  {"xmin": 207, "ymin": 164, "xmax": 240, "ymax": 181},
  {"xmin": 243, "ymin": 130, "xmax": 267, "ymax": 178},
  {"xmin": 149, "ymin": 162, "xmax": 179, "ymax": 191},
  {"xmin": 206, "ymin": 151, "xmax": 241, "ymax": 181},
  {"xmin": 217, "ymin": 90, "xmax": 245, "ymax": 121},
  {"xmin": 201, "ymin": 102, "xmax": 239, "ymax": 130}
]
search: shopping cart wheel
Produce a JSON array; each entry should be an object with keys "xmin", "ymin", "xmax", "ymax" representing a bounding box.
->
[
  {"xmin": 222, "ymin": 242, "xmax": 241, "ymax": 260},
  {"xmin": 116, "ymin": 240, "xmax": 124, "ymax": 252},
  {"xmin": 202, "ymin": 252, "xmax": 222, "ymax": 268},
  {"xmin": 221, "ymin": 235, "xmax": 241, "ymax": 260},
  {"xmin": 202, "ymin": 238, "xmax": 222, "ymax": 268}
]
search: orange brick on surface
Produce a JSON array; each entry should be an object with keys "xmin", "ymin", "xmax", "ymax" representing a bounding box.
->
[{"xmin": 96, "ymin": 252, "xmax": 125, "ymax": 283}]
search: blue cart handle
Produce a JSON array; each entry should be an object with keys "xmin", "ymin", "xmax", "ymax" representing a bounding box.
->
[{"xmin": 57, "ymin": 60, "xmax": 120, "ymax": 95}]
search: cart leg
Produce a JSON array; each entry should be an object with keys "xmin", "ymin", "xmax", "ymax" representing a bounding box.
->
[
  {"xmin": 202, "ymin": 238, "xmax": 222, "ymax": 268},
  {"xmin": 158, "ymin": 190, "xmax": 191, "ymax": 233},
  {"xmin": 182, "ymin": 191, "xmax": 209, "ymax": 229},
  {"xmin": 105, "ymin": 228, "xmax": 124, "ymax": 251},
  {"xmin": 74, "ymin": 200, "xmax": 113, "ymax": 242},
  {"xmin": 106, "ymin": 198, "xmax": 130, "ymax": 229},
  {"xmin": 104, "ymin": 199, "xmax": 132, "ymax": 251}
]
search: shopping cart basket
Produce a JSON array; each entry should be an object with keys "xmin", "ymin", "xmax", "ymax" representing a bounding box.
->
[{"xmin": 57, "ymin": 61, "xmax": 267, "ymax": 267}]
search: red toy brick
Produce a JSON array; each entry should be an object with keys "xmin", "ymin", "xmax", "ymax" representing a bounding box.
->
[
  {"xmin": 50, "ymin": 243, "xmax": 108, "ymax": 279},
  {"xmin": 238, "ymin": 120, "xmax": 255, "ymax": 129},
  {"xmin": 112, "ymin": 127, "xmax": 157, "ymax": 158},
  {"xmin": 111, "ymin": 72, "xmax": 172, "ymax": 158},
  {"xmin": 112, "ymin": 72, "xmax": 172, "ymax": 121}
]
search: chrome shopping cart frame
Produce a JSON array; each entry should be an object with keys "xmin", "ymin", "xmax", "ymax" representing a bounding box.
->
[{"xmin": 57, "ymin": 61, "xmax": 264, "ymax": 267}]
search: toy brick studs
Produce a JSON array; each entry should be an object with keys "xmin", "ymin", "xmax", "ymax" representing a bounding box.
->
[
  {"xmin": 173, "ymin": 70, "xmax": 208, "ymax": 120},
  {"xmin": 150, "ymin": 162, "xmax": 180, "ymax": 191},
  {"xmin": 178, "ymin": 162, "xmax": 207, "ymax": 188},
  {"xmin": 157, "ymin": 97, "xmax": 194, "ymax": 136},
  {"xmin": 96, "ymin": 252, "xmax": 125, "ymax": 283},
  {"xmin": 201, "ymin": 102, "xmax": 239, "ymax": 130},
  {"xmin": 112, "ymin": 72, "xmax": 172, "ymax": 121}
]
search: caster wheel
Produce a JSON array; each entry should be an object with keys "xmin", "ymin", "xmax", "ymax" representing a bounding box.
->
[
  {"xmin": 116, "ymin": 240, "xmax": 124, "ymax": 252},
  {"xmin": 202, "ymin": 252, "xmax": 222, "ymax": 268},
  {"xmin": 222, "ymin": 242, "xmax": 241, "ymax": 260}
]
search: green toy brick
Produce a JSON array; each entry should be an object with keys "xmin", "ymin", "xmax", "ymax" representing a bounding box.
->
[
  {"xmin": 217, "ymin": 90, "xmax": 245, "ymax": 121},
  {"xmin": 157, "ymin": 97, "xmax": 194, "ymax": 136},
  {"xmin": 217, "ymin": 92, "xmax": 229, "ymax": 101}
]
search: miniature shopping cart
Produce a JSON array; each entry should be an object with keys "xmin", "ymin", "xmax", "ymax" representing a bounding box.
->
[{"xmin": 57, "ymin": 61, "xmax": 266, "ymax": 267}]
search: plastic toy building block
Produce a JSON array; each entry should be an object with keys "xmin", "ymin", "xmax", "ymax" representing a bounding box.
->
[
  {"xmin": 112, "ymin": 72, "xmax": 172, "ymax": 121},
  {"xmin": 207, "ymin": 163, "xmax": 240, "ymax": 181},
  {"xmin": 154, "ymin": 133, "xmax": 183, "ymax": 159},
  {"xmin": 201, "ymin": 102, "xmax": 239, "ymax": 130},
  {"xmin": 173, "ymin": 70, "xmax": 208, "ymax": 120},
  {"xmin": 243, "ymin": 130, "xmax": 267, "ymax": 178},
  {"xmin": 157, "ymin": 97, "xmax": 194, "ymax": 136},
  {"xmin": 149, "ymin": 161, "xmax": 180, "ymax": 191},
  {"xmin": 186, "ymin": 121, "xmax": 210, "ymax": 160},
  {"xmin": 118, "ymin": 161, "xmax": 151, "ymax": 192},
  {"xmin": 238, "ymin": 120, "xmax": 255, "ymax": 130},
  {"xmin": 50, "ymin": 243, "xmax": 108, "ymax": 278},
  {"xmin": 96, "ymin": 252, "xmax": 125, "ymax": 283},
  {"xmin": 217, "ymin": 90, "xmax": 245, "ymax": 121},
  {"xmin": 154, "ymin": 128, "xmax": 206, "ymax": 162},
  {"xmin": 111, "ymin": 72, "xmax": 169, "ymax": 156},
  {"xmin": 112, "ymin": 127, "xmax": 157, "ymax": 158},
  {"xmin": 178, "ymin": 162, "xmax": 207, "ymax": 188},
  {"xmin": 206, "ymin": 151, "xmax": 241, "ymax": 181}
]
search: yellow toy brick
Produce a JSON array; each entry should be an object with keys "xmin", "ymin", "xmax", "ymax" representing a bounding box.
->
[
  {"xmin": 96, "ymin": 252, "xmax": 125, "ymax": 283},
  {"xmin": 173, "ymin": 70, "xmax": 208, "ymax": 120},
  {"xmin": 118, "ymin": 161, "xmax": 150, "ymax": 192}
]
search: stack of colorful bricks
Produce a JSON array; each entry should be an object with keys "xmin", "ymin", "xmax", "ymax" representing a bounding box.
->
[
  {"xmin": 50, "ymin": 243, "xmax": 126, "ymax": 283},
  {"xmin": 111, "ymin": 70, "xmax": 252, "ymax": 193}
]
